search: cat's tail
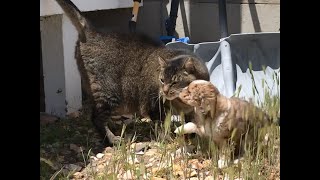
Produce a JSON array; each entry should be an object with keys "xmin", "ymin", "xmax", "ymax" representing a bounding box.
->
[{"xmin": 55, "ymin": 0, "xmax": 87, "ymax": 42}]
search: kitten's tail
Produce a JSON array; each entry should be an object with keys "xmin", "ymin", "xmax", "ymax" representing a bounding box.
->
[{"xmin": 55, "ymin": 0, "xmax": 87, "ymax": 42}]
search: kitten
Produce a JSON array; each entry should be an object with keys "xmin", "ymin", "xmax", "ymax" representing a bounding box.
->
[
  {"xmin": 174, "ymin": 80, "xmax": 275, "ymax": 158},
  {"xmin": 55, "ymin": 0, "xmax": 210, "ymax": 146}
]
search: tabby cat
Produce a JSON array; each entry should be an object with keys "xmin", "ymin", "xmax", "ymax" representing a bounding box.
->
[{"xmin": 55, "ymin": 0, "xmax": 210, "ymax": 146}]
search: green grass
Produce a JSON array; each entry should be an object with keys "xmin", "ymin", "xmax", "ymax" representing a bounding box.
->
[{"xmin": 40, "ymin": 68, "xmax": 280, "ymax": 180}]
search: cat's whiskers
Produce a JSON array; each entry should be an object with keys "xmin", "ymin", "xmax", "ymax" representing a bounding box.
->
[{"xmin": 150, "ymin": 93, "xmax": 161, "ymax": 101}]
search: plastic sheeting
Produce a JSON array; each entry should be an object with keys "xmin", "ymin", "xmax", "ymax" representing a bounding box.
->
[{"xmin": 166, "ymin": 32, "xmax": 280, "ymax": 106}]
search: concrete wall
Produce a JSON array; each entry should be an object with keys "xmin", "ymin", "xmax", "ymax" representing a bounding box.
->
[
  {"xmin": 40, "ymin": 15, "xmax": 82, "ymax": 116},
  {"xmin": 84, "ymin": 0, "xmax": 280, "ymax": 43}
]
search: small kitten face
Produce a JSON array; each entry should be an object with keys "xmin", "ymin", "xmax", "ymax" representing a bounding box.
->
[
  {"xmin": 158, "ymin": 55, "xmax": 200, "ymax": 100},
  {"xmin": 179, "ymin": 80, "xmax": 220, "ymax": 113}
]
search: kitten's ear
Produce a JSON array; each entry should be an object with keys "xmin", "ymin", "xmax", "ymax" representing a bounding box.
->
[
  {"xmin": 158, "ymin": 56, "xmax": 167, "ymax": 69},
  {"xmin": 184, "ymin": 57, "xmax": 195, "ymax": 73}
]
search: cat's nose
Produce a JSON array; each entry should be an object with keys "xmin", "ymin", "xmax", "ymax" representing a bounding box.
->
[{"xmin": 163, "ymin": 85, "xmax": 170, "ymax": 94}]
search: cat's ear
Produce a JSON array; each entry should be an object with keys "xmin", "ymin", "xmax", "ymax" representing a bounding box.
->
[
  {"xmin": 184, "ymin": 57, "xmax": 195, "ymax": 73},
  {"xmin": 158, "ymin": 56, "xmax": 167, "ymax": 69}
]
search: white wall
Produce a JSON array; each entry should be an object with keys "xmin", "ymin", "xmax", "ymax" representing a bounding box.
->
[
  {"xmin": 40, "ymin": 15, "xmax": 67, "ymax": 116},
  {"xmin": 62, "ymin": 15, "xmax": 82, "ymax": 115},
  {"xmin": 40, "ymin": 0, "xmax": 141, "ymax": 116},
  {"xmin": 40, "ymin": 0, "xmax": 138, "ymax": 16}
]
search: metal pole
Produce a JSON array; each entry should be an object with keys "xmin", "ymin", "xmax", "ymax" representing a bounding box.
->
[
  {"xmin": 219, "ymin": 0, "xmax": 228, "ymax": 38},
  {"xmin": 218, "ymin": 0, "xmax": 235, "ymax": 97},
  {"xmin": 165, "ymin": 0, "xmax": 180, "ymax": 36},
  {"xmin": 129, "ymin": 0, "xmax": 141, "ymax": 33}
]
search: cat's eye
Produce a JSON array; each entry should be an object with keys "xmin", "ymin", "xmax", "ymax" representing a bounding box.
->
[{"xmin": 159, "ymin": 78, "xmax": 164, "ymax": 84}]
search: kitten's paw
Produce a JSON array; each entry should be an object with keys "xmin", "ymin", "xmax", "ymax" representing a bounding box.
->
[
  {"xmin": 110, "ymin": 135, "xmax": 123, "ymax": 145},
  {"xmin": 233, "ymin": 157, "xmax": 244, "ymax": 165},
  {"xmin": 174, "ymin": 122, "xmax": 198, "ymax": 134}
]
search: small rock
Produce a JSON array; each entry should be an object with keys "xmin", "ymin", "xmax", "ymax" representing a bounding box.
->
[
  {"xmin": 141, "ymin": 117, "xmax": 151, "ymax": 122},
  {"xmin": 173, "ymin": 170, "xmax": 184, "ymax": 177},
  {"xmin": 90, "ymin": 156, "xmax": 98, "ymax": 161},
  {"xmin": 142, "ymin": 173, "xmax": 149, "ymax": 179},
  {"xmin": 70, "ymin": 144, "xmax": 80, "ymax": 153},
  {"xmin": 96, "ymin": 172, "xmax": 106, "ymax": 178},
  {"xmin": 88, "ymin": 129, "xmax": 94, "ymax": 133},
  {"xmin": 65, "ymin": 164, "xmax": 82, "ymax": 172},
  {"xmin": 52, "ymin": 142, "xmax": 61, "ymax": 148},
  {"xmin": 61, "ymin": 169, "xmax": 70, "ymax": 176},
  {"xmin": 188, "ymin": 169, "xmax": 197, "ymax": 177},
  {"xmin": 123, "ymin": 118, "xmax": 134, "ymax": 124},
  {"xmin": 128, "ymin": 156, "xmax": 139, "ymax": 165},
  {"xmin": 122, "ymin": 114, "xmax": 133, "ymax": 119},
  {"xmin": 202, "ymin": 160, "xmax": 212, "ymax": 169},
  {"xmin": 148, "ymin": 157, "xmax": 155, "ymax": 162},
  {"xmin": 233, "ymin": 157, "xmax": 244, "ymax": 165},
  {"xmin": 136, "ymin": 151, "xmax": 145, "ymax": 155},
  {"xmin": 175, "ymin": 145, "xmax": 195, "ymax": 157},
  {"xmin": 40, "ymin": 149, "xmax": 46, "ymax": 154},
  {"xmin": 218, "ymin": 159, "xmax": 228, "ymax": 169},
  {"xmin": 151, "ymin": 177, "xmax": 166, "ymax": 180},
  {"xmin": 57, "ymin": 156, "xmax": 64, "ymax": 162},
  {"xmin": 172, "ymin": 164, "xmax": 184, "ymax": 177},
  {"xmin": 104, "ymin": 153, "xmax": 113, "ymax": 159},
  {"xmin": 145, "ymin": 149, "xmax": 158, "ymax": 156},
  {"xmin": 123, "ymin": 170, "xmax": 135, "ymax": 180},
  {"xmin": 204, "ymin": 176, "xmax": 214, "ymax": 180},
  {"xmin": 131, "ymin": 142, "xmax": 149, "ymax": 152},
  {"xmin": 151, "ymin": 167, "xmax": 162, "ymax": 174},
  {"xmin": 114, "ymin": 120, "xmax": 123, "ymax": 125},
  {"xmin": 67, "ymin": 111, "xmax": 81, "ymax": 118},
  {"xmin": 104, "ymin": 147, "xmax": 113, "ymax": 153},
  {"xmin": 75, "ymin": 162, "xmax": 85, "ymax": 167},
  {"xmin": 264, "ymin": 133, "xmax": 270, "ymax": 145},
  {"xmin": 143, "ymin": 137, "xmax": 150, "ymax": 141},
  {"xmin": 111, "ymin": 115, "xmax": 122, "ymax": 119},
  {"xmin": 171, "ymin": 115, "xmax": 181, "ymax": 122},
  {"xmin": 145, "ymin": 163, "xmax": 153, "ymax": 168},
  {"xmin": 189, "ymin": 159, "xmax": 203, "ymax": 170},
  {"xmin": 40, "ymin": 113, "xmax": 58, "ymax": 125},
  {"xmin": 89, "ymin": 161, "xmax": 98, "ymax": 167},
  {"xmin": 97, "ymin": 164, "xmax": 105, "ymax": 171},
  {"xmin": 96, "ymin": 153, "xmax": 104, "ymax": 159},
  {"xmin": 61, "ymin": 150, "xmax": 71, "ymax": 155},
  {"xmin": 189, "ymin": 178, "xmax": 199, "ymax": 180},
  {"xmin": 72, "ymin": 172, "xmax": 83, "ymax": 179},
  {"xmin": 221, "ymin": 174, "xmax": 230, "ymax": 180}
]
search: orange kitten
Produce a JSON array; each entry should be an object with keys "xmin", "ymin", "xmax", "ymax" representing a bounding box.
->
[{"xmin": 175, "ymin": 80, "xmax": 274, "ymax": 159}]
